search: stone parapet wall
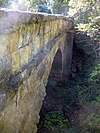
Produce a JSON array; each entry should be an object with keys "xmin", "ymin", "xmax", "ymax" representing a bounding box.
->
[{"xmin": 0, "ymin": 9, "xmax": 74, "ymax": 133}]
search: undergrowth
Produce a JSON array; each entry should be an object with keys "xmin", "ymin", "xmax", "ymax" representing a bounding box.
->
[
  {"xmin": 44, "ymin": 111, "xmax": 68, "ymax": 131},
  {"xmin": 43, "ymin": 53, "xmax": 100, "ymax": 133}
]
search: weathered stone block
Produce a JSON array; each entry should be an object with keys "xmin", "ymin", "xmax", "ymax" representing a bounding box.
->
[
  {"xmin": 34, "ymin": 36, "xmax": 41, "ymax": 49},
  {"xmin": 37, "ymin": 65, "xmax": 45, "ymax": 79},
  {"xmin": 8, "ymin": 32, "xmax": 19, "ymax": 53},
  {"xmin": 20, "ymin": 46, "xmax": 31, "ymax": 67},
  {"xmin": 12, "ymin": 51, "xmax": 21, "ymax": 74}
]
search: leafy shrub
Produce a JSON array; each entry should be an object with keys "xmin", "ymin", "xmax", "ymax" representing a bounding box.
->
[
  {"xmin": 44, "ymin": 111, "xmax": 68, "ymax": 131},
  {"xmin": 78, "ymin": 102, "xmax": 100, "ymax": 133}
]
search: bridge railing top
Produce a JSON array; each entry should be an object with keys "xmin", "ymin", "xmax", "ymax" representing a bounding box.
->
[{"xmin": 0, "ymin": 8, "xmax": 73, "ymax": 34}]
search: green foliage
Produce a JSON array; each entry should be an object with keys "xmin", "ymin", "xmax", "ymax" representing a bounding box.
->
[
  {"xmin": 96, "ymin": 95, "xmax": 100, "ymax": 103},
  {"xmin": 28, "ymin": 0, "xmax": 42, "ymax": 5},
  {"xmin": 52, "ymin": 0, "xmax": 70, "ymax": 13},
  {"xmin": 0, "ymin": 0, "xmax": 9, "ymax": 5},
  {"xmin": 31, "ymin": 4, "xmax": 52, "ymax": 13},
  {"xmin": 27, "ymin": 0, "xmax": 51, "ymax": 11},
  {"xmin": 90, "ymin": 64, "xmax": 100, "ymax": 80},
  {"xmin": 44, "ymin": 111, "xmax": 68, "ymax": 131},
  {"xmin": 68, "ymin": 0, "xmax": 100, "ymax": 43},
  {"xmin": 80, "ymin": 102, "xmax": 100, "ymax": 132},
  {"xmin": 78, "ymin": 62, "xmax": 100, "ymax": 103},
  {"xmin": 27, "ymin": 0, "xmax": 69, "ymax": 13}
]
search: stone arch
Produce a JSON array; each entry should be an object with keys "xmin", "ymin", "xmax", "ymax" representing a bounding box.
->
[
  {"xmin": 37, "ymin": 48, "xmax": 63, "ymax": 131},
  {"xmin": 49, "ymin": 48, "xmax": 63, "ymax": 79}
]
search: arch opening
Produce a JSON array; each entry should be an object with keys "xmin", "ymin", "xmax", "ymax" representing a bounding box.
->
[
  {"xmin": 37, "ymin": 48, "xmax": 63, "ymax": 133},
  {"xmin": 49, "ymin": 48, "xmax": 63, "ymax": 79}
]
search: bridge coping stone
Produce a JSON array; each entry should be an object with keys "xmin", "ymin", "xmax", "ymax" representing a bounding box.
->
[{"xmin": 0, "ymin": 9, "xmax": 73, "ymax": 34}]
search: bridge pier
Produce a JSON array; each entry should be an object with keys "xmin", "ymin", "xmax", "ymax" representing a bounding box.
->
[{"xmin": 62, "ymin": 32, "xmax": 74, "ymax": 78}]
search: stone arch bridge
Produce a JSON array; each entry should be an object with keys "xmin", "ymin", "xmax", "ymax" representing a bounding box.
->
[{"xmin": 0, "ymin": 9, "xmax": 74, "ymax": 133}]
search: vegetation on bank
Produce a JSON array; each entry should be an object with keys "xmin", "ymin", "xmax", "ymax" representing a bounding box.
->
[
  {"xmin": 39, "ymin": 48, "xmax": 100, "ymax": 133},
  {"xmin": 44, "ymin": 111, "xmax": 68, "ymax": 131}
]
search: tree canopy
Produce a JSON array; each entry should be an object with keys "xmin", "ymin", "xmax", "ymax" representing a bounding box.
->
[
  {"xmin": 0, "ymin": 0, "xmax": 9, "ymax": 5},
  {"xmin": 68, "ymin": 0, "xmax": 100, "ymax": 34}
]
